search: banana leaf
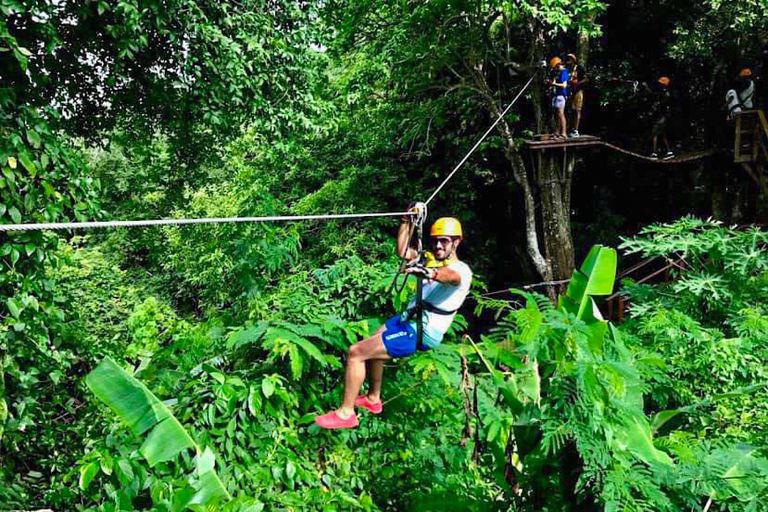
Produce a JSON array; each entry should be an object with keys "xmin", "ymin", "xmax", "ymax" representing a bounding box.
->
[
  {"xmin": 616, "ymin": 416, "xmax": 673, "ymax": 468},
  {"xmin": 86, "ymin": 357, "xmax": 231, "ymax": 507},
  {"xmin": 558, "ymin": 245, "xmax": 617, "ymax": 321}
]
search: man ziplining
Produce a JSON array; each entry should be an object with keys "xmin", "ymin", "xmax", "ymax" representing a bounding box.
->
[{"xmin": 314, "ymin": 207, "xmax": 473, "ymax": 429}]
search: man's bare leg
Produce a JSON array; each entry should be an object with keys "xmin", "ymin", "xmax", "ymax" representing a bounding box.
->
[
  {"xmin": 367, "ymin": 359, "xmax": 384, "ymax": 403},
  {"xmin": 574, "ymin": 109, "xmax": 582, "ymax": 131},
  {"xmin": 337, "ymin": 333, "xmax": 390, "ymax": 418},
  {"xmin": 366, "ymin": 325, "xmax": 386, "ymax": 403}
]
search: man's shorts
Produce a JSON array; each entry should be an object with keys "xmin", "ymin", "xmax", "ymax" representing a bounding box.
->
[
  {"xmin": 652, "ymin": 116, "xmax": 668, "ymax": 136},
  {"xmin": 381, "ymin": 314, "xmax": 428, "ymax": 357},
  {"xmin": 571, "ymin": 90, "xmax": 584, "ymax": 111},
  {"xmin": 552, "ymin": 95, "xmax": 566, "ymax": 109}
]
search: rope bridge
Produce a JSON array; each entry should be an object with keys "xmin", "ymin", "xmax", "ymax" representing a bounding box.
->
[{"xmin": 525, "ymin": 134, "xmax": 717, "ymax": 164}]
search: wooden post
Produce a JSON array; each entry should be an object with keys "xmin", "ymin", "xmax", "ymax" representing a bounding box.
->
[{"xmin": 618, "ymin": 294, "xmax": 625, "ymax": 324}]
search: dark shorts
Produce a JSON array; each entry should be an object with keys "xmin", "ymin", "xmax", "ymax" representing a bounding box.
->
[
  {"xmin": 652, "ymin": 116, "xmax": 668, "ymax": 136},
  {"xmin": 381, "ymin": 314, "xmax": 428, "ymax": 357}
]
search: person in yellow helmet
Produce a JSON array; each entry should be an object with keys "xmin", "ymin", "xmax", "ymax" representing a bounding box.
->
[{"xmin": 315, "ymin": 205, "xmax": 472, "ymax": 429}]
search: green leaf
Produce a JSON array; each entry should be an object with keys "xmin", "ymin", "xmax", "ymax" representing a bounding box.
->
[
  {"xmin": 2, "ymin": 167, "xmax": 14, "ymax": 183},
  {"xmin": 188, "ymin": 447, "xmax": 229, "ymax": 506},
  {"xmin": 18, "ymin": 153, "xmax": 35, "ymax": 175},
  {"xmin": 87, "ymin": 357, "xmax": 232, "ymax": 505},
  {"xmin": 26, "ymin": 130, "xmax": 41, "ymax": 149},
  {"xmin": 558, "ymin": 245, "xmax": 617, "ymax": 320},
  {"xmin": 7, "ymin": 157, "xmax": 16, "ymax": 169},
  {"xmin": 86, "ymin": 357, "xmax": 195, "ymax": 466},
  {"xmin": 261, "ymin": 379, "xmax": 275, "ymax": 398},
  {"xmin": 117, "ymin": 460, "xmax": 134, "ymax": 487},
  {"xmin": 6, "ymin": 298, "xmax": 21, "ymax": 318},
  {"xmin": 226, "ymin": 323, "xmax": 267, "ymax": 350},
  {"xmin": 286, "ymin": 461, "xmax": 296, "ymax": 480},
  {"xmin": 100, "ymin": 454, "xmax": 114, "ymax": 476},
  {"xmin": 616, "ymin": 416, "xmax": 673, "ymax": 467},
  {"xmin": 290, "ymin": 335, "xmax": 327, "ymax": 367},
  {"xmin": 79, "ymin": 461, "xmax": 99, "ymax": 490}
]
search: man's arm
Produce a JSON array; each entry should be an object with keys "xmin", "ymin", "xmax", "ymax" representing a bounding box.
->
[
  {"xmin": 405, "ymin": 265, "xmax": 462, "ymax": 286},
  {"xmin": 430, "ymin": 266, "xmax": 462, "ymax": 286},
  {"xmin": 397, "ymin": 221, "xmax": 419, "ymax": 261}
]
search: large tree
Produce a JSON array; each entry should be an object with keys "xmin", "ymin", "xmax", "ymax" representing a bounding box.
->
[{"xmin": 324, "ymin": 0, "xmax": 606, "ymax": 287}]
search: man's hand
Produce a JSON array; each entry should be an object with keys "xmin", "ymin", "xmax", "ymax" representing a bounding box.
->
[
  {"xmin": 401, "ymin": 202, "xmax": 426, "ymax": 223},
  {"xmin": 404, "ymin": 264, "xmax": 436, "ymax": 280}
]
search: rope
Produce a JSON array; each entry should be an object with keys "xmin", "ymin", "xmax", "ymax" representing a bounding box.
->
[
  {"xmin": 0, "ymin": 211, "xmax": 417, "ymax": 233},
  {"xmin": 601, "ymin": 143, "xmax": 716, "ymax": 164},
  {"xmin": 424, "ymin": 71, "xmax": 538, "ymax": 206}
]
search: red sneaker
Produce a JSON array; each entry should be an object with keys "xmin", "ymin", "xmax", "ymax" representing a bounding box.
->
[
  {"xmin": 355, "ymin": 395, "xmax": 383, "ymax": 414},
  {"xmin": 314, "ymin": 411, "xmax": 359, "ymax": 429}
]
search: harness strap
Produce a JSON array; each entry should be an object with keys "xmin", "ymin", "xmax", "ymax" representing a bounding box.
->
[{"xmin": 405, "ymin": 301, "xmax": 459, "ymax": 320}]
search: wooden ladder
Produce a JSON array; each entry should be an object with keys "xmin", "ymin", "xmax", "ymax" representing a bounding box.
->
[{"xmin": 734, "ymin": 110, "xmax": 768, "ymax": 193}]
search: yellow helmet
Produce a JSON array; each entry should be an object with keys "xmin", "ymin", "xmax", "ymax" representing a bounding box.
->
[
  {"xmin": 657, "ymin": 76, "xmax": 671, "ymax": 87},
  {"xmin": 431, "ymin": 217, "xmax": 463, "ymax": 238},
  {"xmin": 549, "ymin": 57, "xmax": 562, "ymax": 69},
  {"xmin": 740, "ymin": 68, "xmax": 753, "ymax": 78}
]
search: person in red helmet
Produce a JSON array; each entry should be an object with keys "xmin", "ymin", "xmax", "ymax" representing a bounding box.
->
[
  {"xmin": 637, "ymin": 76, "xmax": 674, "ymax": 160},
  {"xmin": 314, "ymin": 208, "xmax": 472, "ymax": 429}
]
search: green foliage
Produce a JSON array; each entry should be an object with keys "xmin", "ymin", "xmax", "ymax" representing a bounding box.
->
[
  {"xmin": 0, "ymin": 105, "xmax": 101, "ymax": 504},
  {"xmin": 467, "ymin": 244, "xmax": 768, "ymax": 511},
  {"xmin": 6, "ymin": 0, "xmax": 768, "ymax": 509},
  {"xmin": 86, "ymin": 356, "xmax": 231, "ymax": 509},
  {"xmin": 620, "ymin": 218, "xmax": 768, "ymax": 448}
]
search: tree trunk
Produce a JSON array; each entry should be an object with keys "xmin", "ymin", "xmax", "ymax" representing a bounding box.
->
[
  {"xmin": 576, "ymin": 15, "xmax": 596, "ymax": 66},
  {"xmin": 482, "ymin": 94, "xmax": 552, "ymax": 282},
  {"xmin": 537, "ymin": 151, "xmax": 576, "ymax": 282}
]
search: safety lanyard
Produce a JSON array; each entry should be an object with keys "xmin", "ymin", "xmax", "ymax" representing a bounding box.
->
[{"xmin": 415, "ymin": 220, "xmax": 425, "ymax": 352}]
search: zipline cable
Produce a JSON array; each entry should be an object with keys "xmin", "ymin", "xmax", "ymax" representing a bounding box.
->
[
  {"xmin": 3, "ymin": 71, "xmax": 537, "ymax": 232},
  {"xmin": 424, "ymin": 70, "xmax": 539, "ymax": 206},
  {"xmin": 0, "ymin": 210, "xmax": 417, "ymax": 233}
]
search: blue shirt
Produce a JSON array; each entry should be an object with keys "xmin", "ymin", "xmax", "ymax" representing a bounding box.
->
[{"xmin": 554, "ymin": 69, "xmax": 570, "ymax": 98}]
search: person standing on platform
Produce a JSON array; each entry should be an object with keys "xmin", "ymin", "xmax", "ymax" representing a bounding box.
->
[
  {"xmin": 566, "ymin": 53, "xmax": 588, "ymax": 138},
  {"xmin": 548, "ymin": 56, "xmax": 570, "ymax": 139},
  {"xmin": 639, "ymin": 76, "xmax": 675, "ymax": 160}
]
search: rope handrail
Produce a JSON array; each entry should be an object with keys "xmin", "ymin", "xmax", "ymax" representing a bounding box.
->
[
  {"xmin": 0, "ymin": 211, "xmax": 417, "ymax": 233},
  {"xmin": 601, "ymin": 143, "xmax": 716, "ymax": 163}
]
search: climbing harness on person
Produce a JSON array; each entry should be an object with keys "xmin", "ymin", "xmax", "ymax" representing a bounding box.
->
[
  {"xmin": 727, "ymin": 68, "xmax": 756, "ymax": 120},
  {"xmin": 402, "ymin": 214, "xmax": 465, "ymax": 351},
  {"xmin": 314, "ymin": 209, "xmax": 473, "ymax": 429}
]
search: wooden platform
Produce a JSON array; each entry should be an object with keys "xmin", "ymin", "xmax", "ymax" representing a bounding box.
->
[{"xmin": 525, "ymin": 134, "xmax": 604, "ymax": 150}]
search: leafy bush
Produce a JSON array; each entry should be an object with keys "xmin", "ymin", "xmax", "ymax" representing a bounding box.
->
[{"xmin": 620, "ymin": 218, "xmax": 768, "ymax": 446}]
